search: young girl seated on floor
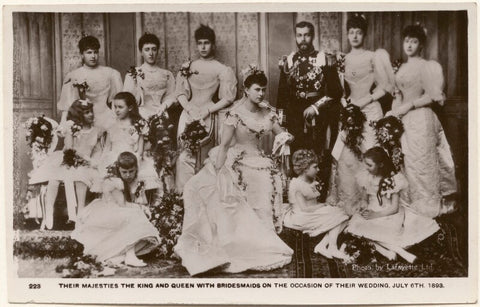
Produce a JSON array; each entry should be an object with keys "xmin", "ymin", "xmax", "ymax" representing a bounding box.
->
[
  {"xmin": 283, "ymin": 149, "xmax": 350, "ymax": 260},
  {"xmin": 344, "ymin": 147, "xmax": 440, "ymax": 262}
]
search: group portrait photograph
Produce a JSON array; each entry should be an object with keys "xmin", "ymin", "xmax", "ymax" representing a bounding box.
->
[{"xmin": 6, "ymin": 5, "xmax": 472, "ymax": 284}]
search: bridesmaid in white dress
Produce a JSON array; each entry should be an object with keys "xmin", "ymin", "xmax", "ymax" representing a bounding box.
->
[
  {"xmin": 123, "ymin": 33, "xmax": 176, "ymax": 119},
  {"xmin": 386, "ymin": 25, "xmax": 457, "ymax": 218},
  {"xmin": 72, "ymin": 152, "xmax": 159, "ymax": 267},
  {"xmin": 175, "ymin": 25, "xmax": 237, "ymax": 193},
  {"xmin": 345, "ymin": 147, "xmax": 439, "ymax": 262},
  {"xmin": 57, "ymin": 35, "xmax": 123, "ymax": 132},
  {"xmin": 330, "ymin": 14, "xmax": 395, "ymax": 215},
  {"xmin": 174, "ymin": 69, "xmax": 292, "ymax": 275}
]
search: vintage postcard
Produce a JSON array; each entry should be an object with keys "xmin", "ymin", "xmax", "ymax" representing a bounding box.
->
[{"xmin": 2, "ymin": 1, "xmax": 478, "ymax": 305}]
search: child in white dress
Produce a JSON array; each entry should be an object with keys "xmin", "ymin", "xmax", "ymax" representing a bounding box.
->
[
  {"xmin": 284, "ymin": 150, "xmax": 350, "ymax": 260},
  {"xmin": 96, "ymin": 92, "xmax": 160, "ymax": 192},
  {"xmin": 28, "ymin": 100, "xmax": 102, "ymax": 229},
  {"xmin": 344, "ymin": 147, "xmax": 438, "ymax": 262},
  {"xmin": 72, "ymin": 152, "xmax": 159, "ymax": 267}
]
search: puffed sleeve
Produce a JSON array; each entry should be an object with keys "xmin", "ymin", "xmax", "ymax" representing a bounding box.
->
[
  {"xmin": 163, "ymin": 70, "xmax": 177, "ymax": 106},
  {"xmin": 123, "ymin": 70, "xmax": 142, "ymax": 104},
  {"xmin": 392, "ymin": 173, "xmax": 408, "ymax": 193},
  {"xmin": 223, "ymin": 111, "xmax": 240, "ymax": 128},
  {"xmin": 373, "ymin": 49, "xmax": 395, "ymax": 93},
  {"xmin": 218, "ymin": 66, "xmax": 237, "ymax": 103},
  {"xmin": 57, "ymin": 71, "xmax": 79, "ymax": 111},
  {"xmin": 421, "ymin": 60, "xmax": 446, "ymax": 105},
  {"xmin": 175, "ymin": 70, "xmax": 190, "ymax": 100},
  {"xmin": 102, "ymin": 177, "xmax": 124, "ymax": 194},
  {"xmin": 108, "ymin": 68, "xmax": 123, "ymax": 103}
]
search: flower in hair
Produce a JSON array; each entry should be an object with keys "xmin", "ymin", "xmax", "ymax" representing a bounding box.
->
[{"xmin": 241, "ymin": 64, "xmax": 264, "ymax": 81}]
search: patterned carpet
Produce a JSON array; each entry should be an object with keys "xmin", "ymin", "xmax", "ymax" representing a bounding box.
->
[{"xmin": 14, "ymin": 217, "xmax": 467, "ymax": 278}]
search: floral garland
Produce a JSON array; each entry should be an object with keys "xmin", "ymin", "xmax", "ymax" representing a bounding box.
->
[
  {"xmin": 392, "ymin": 59, "xmax": 403, "ymax": 99},
  {"xmin": 147, "ymin": 113, "xmax": 177, "ymax": 184},
  {"xmin": 61, "ymin": 149, "xmax": 90, "ymax": 168},
  {"xmin": 134, "ymin": 181, "xmax": 145, "ymax": 199},
  {"xmin": 342, "ymin": 234, "xmax": 378, "ymax": 265},
  {"xmin": 24, "ymin": 115, "xmax": 55, "ymax": 168},
  {"xmin": 148, "ymin": 190, "xmax": 184, "ymax": 259},
  {"xmin": 231, "ymin": 150, "xmax": 284, "ymax": 233},
  {"xmin": 370, "ymin": 116, "xmax": 404, "ymax": 172},
  {"xmin": 13, "ymin": 234, "xmax": 83, "ymax": 259},
  {"xmin": 226, "ymin": 111, "xmax": 271, "ymax": 139},
  {"xmin": 179, "ymin": 120, "xmax": 208, "ymax": 154},
  {"xmin": 127, "ymin": 66, "xmax": 145, "ymax": 82},
  {"xmin": 339, "ymin": 100, "xmax": 366, "ymax": 159}
]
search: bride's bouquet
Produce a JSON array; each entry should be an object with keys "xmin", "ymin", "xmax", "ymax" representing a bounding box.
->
[
  {"xmin": 24, "ymin": 115, "xmax": 57, "ymax": 168},
  {"xmin": 180, "ymin": 120, "xmax": 208, "ymax": 154},
  {"xmin": 339, "ymin": 100, "xmax": 366, "ymax": 159}
]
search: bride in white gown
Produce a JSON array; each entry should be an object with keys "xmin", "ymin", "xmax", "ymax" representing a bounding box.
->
[{"xmin": 174, "ymin": 67, "xmax": 293, "ymax": 276}]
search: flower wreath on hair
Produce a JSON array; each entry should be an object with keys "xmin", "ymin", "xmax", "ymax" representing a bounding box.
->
[{"xmin": 241, "ymin": 64, "xmax": 264, "ymax": 86}]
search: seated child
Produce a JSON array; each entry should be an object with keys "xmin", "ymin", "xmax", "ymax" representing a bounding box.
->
[{"xmin": 284, "ymin": 149, "xmax": 350, "ymax": 260}]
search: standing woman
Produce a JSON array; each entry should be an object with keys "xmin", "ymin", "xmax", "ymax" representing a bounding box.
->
[
  {"xmin": 387, "ymin": 25, "xmax": 457, "ymax": 218},
  {"xmin": 124, "ymin": 33, "xmax": 176, "ymax": 119},
  {"xmin": 330, "ymin": 14, "xmax": 395, "ymax": 214},
  {"xmin": 175, "ymin": 25, "xmax": 237, "ymax": 193},
  {"xmin": 57, "ymin": 35, "xmax": 123, "ymax": 132}
]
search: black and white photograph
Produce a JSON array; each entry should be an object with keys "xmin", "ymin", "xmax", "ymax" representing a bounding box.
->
[{"xmin": 3, "ymin": 2, "xmax": 477, "ymax": 305}]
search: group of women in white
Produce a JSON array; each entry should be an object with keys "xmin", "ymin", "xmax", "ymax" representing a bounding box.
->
[{"xmin": 27, "ymin": 14, "xmax": 457, "ymax": 274}]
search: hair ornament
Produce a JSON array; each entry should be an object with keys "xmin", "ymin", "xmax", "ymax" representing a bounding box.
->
[
  {"xmin": 241, "ymin": 64, "xmax": 264, "ymax": 81},
  {"xmin": 415, "ymin": 21, "xmax": 428, "ymax": 36},
  {"xmin": 81, "ymin": 31, "xmax": 89, "ymax": 38},
  {"xmin": 79, "ymin": 99, "xmax": 92, "ymax": 107}
]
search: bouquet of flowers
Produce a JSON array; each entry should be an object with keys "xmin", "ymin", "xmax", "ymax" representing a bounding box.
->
[
  {"xmin": 61, "ymin": 149, "xmax": 90, "ymax": 168},
  {"xmin": 339, "ymin": 100, "xmax": 366, "ymax": 159},
  {"xmin": 133, "ymin": 118, "xmax": 150, "ymax": 138},
  {"xmin": 148, "ymin": 190, "xmax": 184, "ymax": 259},
  {"xmin": 24, "ymin": 115, "xmax": 56, "ymax": 168},
  {"xmin": 180, "ymin": 120, "xmax": 209, "ymax": 154},
  {"xmin": 370, "ymin": 116, "xmax": 404, "ymax": 171},
  {"xmin": 148, "ymin": 113, "xmax": 177, "ymax": 184},
  {"xmin": 105, "ymin": 162, "xmax": 119, "ymax": 179},
  {"xmin": 342, "ymin": 234, "xmax": 378, "ymax": 265},
  {"xmin": 127, "ymin": 66, "xmax": 145, "ymax": 82},
  {"xmin": 55, "ymin": 254, "xmax": 109, "ymax": 278}
]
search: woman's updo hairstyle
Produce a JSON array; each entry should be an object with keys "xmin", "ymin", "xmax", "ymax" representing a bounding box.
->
[
  {"xmin": 292, "ymin": 149, "xmax": 318, "ymax": 176},
  {"xmin": 138, "ymin": 32, "xmax": 160, "ymax": 51},
  {"xmin": 347, "ymin": 13, "xmax": 368, "ymax": 34},
  {"xmin": 78, "ymin": 35, "xmax": 100, "ymax": 53},
  {"xmin": 67, "ymin": 99, "xmax": 93, "ymax": 125},
  {"xmin": 402, "ymin": 24, "xmax": 427, "ymax": 47},
  {"xmin": 194, "ymin": 24, "xmax": 216, "ymax": 45},
  {"xmin": 242, "ymin": 65, "xmax": 267, "ymax": 89}
]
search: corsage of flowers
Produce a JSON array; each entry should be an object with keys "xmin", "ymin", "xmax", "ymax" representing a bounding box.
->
[
  {"xmin": 72, "ymin": 80, "xmax": 89, "ymax": 100},
  {"xmin": 127, "ymin": 66, "xmax": 145, "ymax": 82},
  {"xmin": 133, "ymin": 118, "xmax": 150, "ymax": 138},
  {"xmin": 179, "ymin": 60, "xmax": 199, "ymax": 78}
]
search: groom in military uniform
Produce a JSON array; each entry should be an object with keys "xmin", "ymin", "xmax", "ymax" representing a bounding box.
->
[
  {"xmin": 277, "ymin": 21, "xmax": 343, "ymax": 203},
  {"xmin": 278, "ymin": 21, "xmax": 343, "ymax": 156}
]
